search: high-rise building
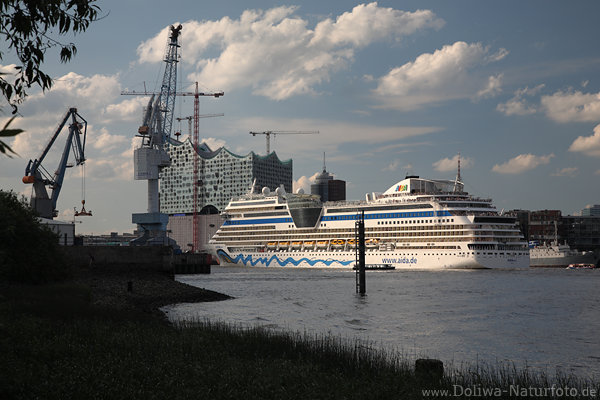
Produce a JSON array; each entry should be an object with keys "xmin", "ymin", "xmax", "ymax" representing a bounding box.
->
[
  {"xmin": 310, "ymin": 154, "xmax": 346, "ymax": 202},
  {"xmin": 581, "ymin": 204, "xmax": 600, "ymax": 217}
]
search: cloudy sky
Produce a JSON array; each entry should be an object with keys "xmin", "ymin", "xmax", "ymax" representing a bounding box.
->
[{"xmin": 2, "ymin": 0, "xmax": 600, "ymax": 234}]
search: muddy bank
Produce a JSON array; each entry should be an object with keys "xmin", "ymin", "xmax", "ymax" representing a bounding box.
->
[{"xmin": 73, "ymin": 267, "xmax": 231, "ymax": 319}]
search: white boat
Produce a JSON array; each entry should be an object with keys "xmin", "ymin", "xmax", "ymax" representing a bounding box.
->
[
  {"xmin": 530, "ymin": 222, "xmax": 596, "ymax": 268},
  {"xmin": 530, "ymin": 243, "xmax": 596, "ymax": 268},
  {"xmin": 210, "ymin": 174, "xmax": 529, "ymax": 269}
]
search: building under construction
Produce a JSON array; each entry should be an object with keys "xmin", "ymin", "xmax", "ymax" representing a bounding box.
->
[{"xmin": 159, "ymin": 137, "xmax": 293, "ymax": 251}]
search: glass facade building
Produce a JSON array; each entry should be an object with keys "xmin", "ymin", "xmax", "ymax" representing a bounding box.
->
[{"xmin": 159, "ymin": 138, "xmax": 293, "ymax": 214}]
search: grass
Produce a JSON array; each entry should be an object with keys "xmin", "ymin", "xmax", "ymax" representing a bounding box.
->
[{"xmin": 1, "ymin": 281, "xmax": 597, "ymax": 399}]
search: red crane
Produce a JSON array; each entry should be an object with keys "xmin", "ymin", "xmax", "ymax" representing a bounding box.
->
[{"xmin": 180, "ymin": 83, "xmax": 224, "ymax": 252}]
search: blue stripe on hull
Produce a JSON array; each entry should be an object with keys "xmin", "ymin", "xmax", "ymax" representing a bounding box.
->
[
  {"xmin": 223, "ymin": 210, "xmax": 453, "ymax": 226},
  {"xmin": 216, "ymin": 249, "xmax": 354, "ymax": 267}
]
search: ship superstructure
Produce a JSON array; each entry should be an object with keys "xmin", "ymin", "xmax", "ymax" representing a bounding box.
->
[{"xmin": 210, "ymin": 175, "xmax": 529, "ymax": 269}]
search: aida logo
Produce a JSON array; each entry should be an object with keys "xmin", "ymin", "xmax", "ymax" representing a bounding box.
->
[{"xmin": 396, "ymin": 184, "xmax": 408, "ymax": 192}]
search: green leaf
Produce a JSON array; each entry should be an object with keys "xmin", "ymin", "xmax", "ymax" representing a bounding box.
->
[{"xmin": 0, "ymin": 117, "xmax": 23, "ymax": 157}]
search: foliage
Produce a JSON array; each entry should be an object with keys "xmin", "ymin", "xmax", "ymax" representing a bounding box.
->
[
  {"xmin": 0, "ymin": 0, "xmax": 100, "ymax": 112},
  {"xmin": 0, "ymin": 190, "xmax": 71, "ymax": 283},
  {"xmin": 0, "ymin": 1, "xmax": 100, "ymax": 157},
  {"xmin": 0, "ymin": 116, "xmax": 23, "ymax": 157}
]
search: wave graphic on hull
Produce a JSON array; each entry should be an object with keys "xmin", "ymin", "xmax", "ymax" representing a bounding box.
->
[{"xmin": 217, "ymin": 249, "xmax": 354, "ymax": 267}]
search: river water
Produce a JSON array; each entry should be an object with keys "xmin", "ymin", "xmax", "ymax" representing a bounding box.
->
[{"xmin": 164, "ymin": 267, "xmax": 600, "ymax": 379}]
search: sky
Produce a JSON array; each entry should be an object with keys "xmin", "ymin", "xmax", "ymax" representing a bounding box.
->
[{"xmin": 2, "ymin": 0, "xmax": 600, "ymax": 234}]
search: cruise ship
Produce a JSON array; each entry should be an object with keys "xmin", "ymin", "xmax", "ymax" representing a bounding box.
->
[{"xmin": 210, "ymin": 175, "xmax": 529, "ymax": 269}]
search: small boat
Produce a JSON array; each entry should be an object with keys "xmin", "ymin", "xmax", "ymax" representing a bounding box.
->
[
  {"xmin": 303, "ymin": 240, "xmax": 315, "ymax": 249},
  {"xmin": 347, "ymin": 238, "xmax": 356, "ymax": 248},
  {"xmin": 353, "ymin": 264, "xmax": 395, "ymax": 271},
  {"xmin": 566, "ymin": 263, "xmax": 597, "ymax": 269},
  {"xmin": 316, "ymin": 240, "xmax": 328, "ymax": 248},
  {"xmin": 330, "ymin": 239, "xmax": 345, "ymax": 248},
  {"xmin": 267, "ymin": 241, "xmax": 277, "ymax": 249},
  {"xmin": 291, "ymin": 241, "xmax": 302, "ymax": 249},
  {"xmin": 365, "ymin": 238, "xmax": 379, "ymax": 248},
  {"xmin": 278, "ymin": 241, "xmax": 289, "ymax": 249}
]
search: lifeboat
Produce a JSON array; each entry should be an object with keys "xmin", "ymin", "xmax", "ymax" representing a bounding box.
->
[
  {"xmin": 303, "ymin": 240, "xmax": 315, "ymax": 249},
  {"xmin": 267, "ymin": 241, "xmax": 277, "ymax": 249},
  {"xmin": 347, "ymin": 238, "xmax": 356, "ymax": 248},
  {"xmin": 278, "ymin": 241, "xmax": 290, "ymax": 249},
  {"xmin": 316, "ymin": 240, "xmax": 328, "ymax": 248},
  {"xmin": 365, "ymin": 238, "xmax": 379, "ymax": 248},
  {"xmin": 330, "ymin": 239, "xmax": 345, "ymax": 248},
  {"xmin": 291, "ymin": 241, "xmax": 302, "ymax": 249}
]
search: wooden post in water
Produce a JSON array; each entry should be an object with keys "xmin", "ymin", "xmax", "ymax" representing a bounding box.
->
[{"xmin": 356, "ymin": 210, "xmax": 366, "ymax": 294}]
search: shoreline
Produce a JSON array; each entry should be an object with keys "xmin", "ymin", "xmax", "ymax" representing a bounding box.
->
[
  {"xmin": 72, "ymin": 266, "xmax": 232, "ymax": 320},
  {"xmin": 2, "ymin": 265, "xmax": 598, "ymax": 398}
]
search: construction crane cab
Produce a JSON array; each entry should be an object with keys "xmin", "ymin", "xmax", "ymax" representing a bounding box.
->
[{"xmin": 22, "ymin": 107, "xmax": 89, "ymax": 220}]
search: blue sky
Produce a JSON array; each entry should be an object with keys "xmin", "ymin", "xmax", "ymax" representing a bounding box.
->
[{"xmin": 2, "ymin": 0, "xmax": 600, "ymax": 234}]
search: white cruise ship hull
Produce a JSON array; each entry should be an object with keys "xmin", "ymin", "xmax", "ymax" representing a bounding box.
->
[
  {"xmin": 211, "ymin": 175, "xmax": 530, "ymax": 270},
  {"xmin": 214, "ymin": 247, "xmax": 529, "ymax": 269}
]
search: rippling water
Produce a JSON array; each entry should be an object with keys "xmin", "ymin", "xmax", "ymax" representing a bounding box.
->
[{"xmin": 164, "ymin": 266, "xmax": 600, "ymax": 378}]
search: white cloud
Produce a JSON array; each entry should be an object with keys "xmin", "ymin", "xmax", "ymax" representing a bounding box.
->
[
  {"xmin": 382, "ymin": 160, "xmax": 413, "ymax": 173},
  {"xmin": 238, "ymin": 116, "xmax": 442, "ymax": 156},
  {"xmin": 293, "ymin": 172, "xmax": 320, "ymax": 193},
  {"xmin": 137, "ymin": 3, "xmax": 443, "ymax": 100},
  {"xmin": 373, "ymin": 41, "xmax": 508, "ymax": 110},
  {"xmin": 433, "ymin": 154, "xmax": 473, "ymax": 172},
  {"xmin": 104, "ymin": 96, "xmax": 149, "ymax": 124},
  {"xmin": 540, "ymin": 90, "xmax": 600, "ymax": 123},
  {"xmin": 492, "ymin": 153, "xmax": 554, "ymax": 174},
  {"xmin": 551, "ymin": 167, "xmax": 578, "ymax": 177},
  {"xmin": 476, "ymin": 74, "xmax": 503, "ymax": 99},
  {"xmin": 496, "ymin": 84, "xmax": 545, "ymax": 116},
  {"xmin": 569, "ymin": 124, "xmax": 600, "ymax": 157},
  {"xmin": 92, "ymin": 128, "xmax": 129, "ymax": 153},
  {"xmin": 202, "ymin": 137, "xmax": 227, "ymax": 150},
  {"xmin": 310, "ymin": 4, "xmax": 444, "ymax": 48},
  {"xmin": 382, "ymin": 159, "xmax": 401, "ymax": 172},
  {"xmin": 2, "ymin": 71, "xmax": 139, "ymax": 183}
]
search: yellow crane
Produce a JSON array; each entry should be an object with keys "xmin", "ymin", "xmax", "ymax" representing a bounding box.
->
[{"xmin": 249, "ymin": 130, "xmax": 319, "ymax": 155}]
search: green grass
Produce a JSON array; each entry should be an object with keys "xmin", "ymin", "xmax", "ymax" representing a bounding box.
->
[{"xmin": 1, "ymin": 282, "xmax": 597, "ymax": 399}]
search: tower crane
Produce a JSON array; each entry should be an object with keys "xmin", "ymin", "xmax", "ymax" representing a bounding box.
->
[
  {"xmin": 175, "ymin": 113, "xmax": 224, "ymax": 139},
  {"xmin": 249, "ymin": 130, "xmax": 319, "ymax": 155},
  {"xmin": 22, "ymin": 107, "xmax": 89, "ymax": 219}
]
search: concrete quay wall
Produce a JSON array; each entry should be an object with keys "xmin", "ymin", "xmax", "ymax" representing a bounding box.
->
[{"xmin": 61, "ymin": 246, "xmax": 212, "ymax": 274}]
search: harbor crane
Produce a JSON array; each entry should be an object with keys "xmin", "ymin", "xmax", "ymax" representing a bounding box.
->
[
  {"xmin": 122, "ymin": 24, "xmax": 223, "ymax": 247},
  {"xmin": 127, "ymin": 24, "xmax": 185, "ymax": 246},
  {"xmin": 22, "ymin": 107, "xmax": 89, "ymax": 220},
  {"xmin": 249, "ymin": 130, "xmax": 319, "ymax": 155}
]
